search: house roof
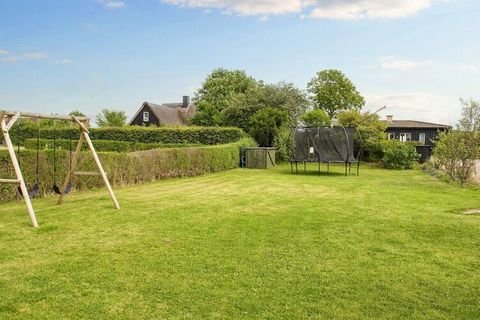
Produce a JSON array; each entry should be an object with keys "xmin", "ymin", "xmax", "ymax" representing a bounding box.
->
[
  {"xmin": 383, "ymin": 120, "xmax": 451, "ymax": 129},
  {"xmin": 129, "ymin": 101, "xmax": 196, "ymax": 126}
]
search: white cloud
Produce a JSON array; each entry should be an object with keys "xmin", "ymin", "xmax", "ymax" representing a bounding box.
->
[
  {"xmin": 365, "ymin": 92, "xmax": 460, "ymax": 125},
  {"xmin": 100, "ymin": 0, "xmax": 126, "ymax": 9},
  {"xmin": 21, "ymin": 52, "xmax": 47, "ymax": 60},
  {"xmin": 55, "ymin": 59, "xmax": 72, "ymax": 64},
  {"xmin": 310, "ymin": 0, "xmax": 432, "ymax": 19},
  {"xmin": 0, "ymin": 49, "xmax": 10, "ymax": 55},
  {"xmin": 381, "ymin": 56, "xmax": 433, "ymax": 70},
  {"xmin": 162, "ymin": 0, "xmax": 438, "ymax": 19},
  {"xmin": 1, "ymin": 56, "xmax": 20, "ymax": 62},
  {"xmin": 0, "ymin": 51, "xmax": 47, "ymax": 63},
  {"xmin": 380, "ymin": 56, "xmax": 478, "ymax": 72},
  {"xmin": 165, "ymin": 0, "xmax": 303, "ymax": 15}
]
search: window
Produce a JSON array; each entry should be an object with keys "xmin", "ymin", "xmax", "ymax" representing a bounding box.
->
[
  {"xmin": 399, "ymin": 133, "xmax": 412, "ymax": 142},
  {"xmin": 143, "ymin": 111, "xmax": 149, "ymax": 122},
  {"xmin": 387, "ymin": 132, "xmax": 396, "ymax": 140},
  {"xmin": 419, "ymin": 132, "xmax": 426, "ymax": 144}
]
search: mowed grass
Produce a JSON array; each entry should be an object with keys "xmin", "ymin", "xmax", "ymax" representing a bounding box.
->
[{"xmin": 0, "ymin": 165, "xmax": 479, "ymax": 319}]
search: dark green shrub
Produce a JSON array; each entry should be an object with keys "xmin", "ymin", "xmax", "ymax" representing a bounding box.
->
[
  {"xmin": 24, "ymin": 139, "xmax": 199, "ymax": 153},
  {"xmin": 0, "ymin": 137, "xmax": 256, "ymax": 203},
  {"xmin": 300, "ymin": 109, "xmax": 331, "ymax": 127},
  {"xmin": 381, "ymin": 140, "xmax": 420, "ymax": 169}
]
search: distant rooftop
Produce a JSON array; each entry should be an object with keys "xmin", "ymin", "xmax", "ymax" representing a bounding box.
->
[{"xmin": 382, "ymin": 115, "xmax": 451, "ymax": 129}]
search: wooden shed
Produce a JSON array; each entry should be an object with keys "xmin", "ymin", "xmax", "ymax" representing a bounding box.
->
[{"xmin": 244, "ymin": 148, "xmax": 276, "ymax": 169}]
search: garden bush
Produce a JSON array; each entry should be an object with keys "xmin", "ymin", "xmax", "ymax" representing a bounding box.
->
[
  {"xmin": 0, "ymin": 137, "xmax": 256, "ymax": 203},
  {"xmin": 381, "ymin": 140, "xmax": 420, "ymax": 169},
  {"xmin": 24, "ymin": 139, "xmax": 199, "ymax": 153},
  {"xmin": 7, "ymin": 126, "xmax": 244, "ymax": 145}
]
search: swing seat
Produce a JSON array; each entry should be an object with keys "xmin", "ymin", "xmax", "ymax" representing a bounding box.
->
[
  {"xmin": 17, "ymin": 183, "xmax": 40, "ymax": 198},
  {"xmin": 53, "ymin": 183, "xmax": 73, "ymax": 195}
]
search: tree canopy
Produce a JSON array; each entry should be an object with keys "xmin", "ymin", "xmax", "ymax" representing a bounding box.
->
[
  {"xmin": 307, "ymin": 69, "xmax": 365, "ymax": 119},
  {"xmin": 96, "ymin": 109, "xmax": 127, "ymax": 127},
  {"xmin": 191, "ymin": 68, "xmax": 257, "ymax": 126},
  {"xmin": 458, "ymin": 98, "xmax": 480, "ymax": 132},
  {"xmin": 300, "ymin": 109, "xmax": 331, "ymax": 127}
]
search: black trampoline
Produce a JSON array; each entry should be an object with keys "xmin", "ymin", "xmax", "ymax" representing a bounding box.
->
[{"xmin": 290, "ymin": 126, "xmax": 363, "ymax": 176}]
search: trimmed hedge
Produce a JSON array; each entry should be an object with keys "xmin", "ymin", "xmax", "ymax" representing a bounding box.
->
[
  {"xmin": 8, "ymin": 126, "xmax": 244, "ymax": 145},
  {"xmin": 0, "ymin": 137, "xmax": 256, "ymax": 203},
  {"xmin": 24, "ymin": 139, "xmax": 199, "ymax": 153}
]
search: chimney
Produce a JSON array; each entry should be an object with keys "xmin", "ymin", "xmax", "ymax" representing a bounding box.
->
[
  {"xmin": 182, "ymin": 96, "xmax": 190, "ymax": 108},
  {"xmin": 386, "ymin": 115, "xmax": 393, "ymax": 123}
]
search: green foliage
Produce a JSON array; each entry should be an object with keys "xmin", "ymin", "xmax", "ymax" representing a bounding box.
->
[
  {"xmin": 221, "ymin": 82, "xmax": 307, "ymax": 131},
  {"xmin": 337, "ymin": 110, "xmax": 387, "ymax": 162},
  {"xmin": 9, "ymin": 126, "xmax": 244, "ymax": 145},
  {"xmin": 433, "ymin": 130, "xmax": 480, "ymax": 186},
  {"xmin": 95, "ymin": 109, "xmax": 127, "ymax": 127},
  {"xmin": 249, "ymin": 108, "xmax": 287, "ymax": 147},
  {"xmin": 458, "ymin": 98, "xmax": 480, "ymax": 132},
  {"xmin": 0, "ymin": 137, "xmax": 256, "ymax": 203},
  {"xmin": 300, "ymin": 109, "xmax": 331, "ymax": 127},
  {"xmin": 307, "ymin": 69, "xmax": 365, "ymax": 119},
  {"xmin": 24, "ymin": 139, "xmax": 199, "ymax": 153},
  {"xmin": 191, "ymin": 68, "xmax": 257, "ymax": 126},
  {"xmin": 381, "ymin": 140, "xmax": 420, "ymax": 169},
  {"xmin": 432, "ymin": 99, "xmax": 480, "ymax": 186},
  {"xmin": 69, "ymin": 110, "xmax": 86, "ymax": 117},
  {"xmin": 189, "ymin": 101, "xmax": 220, "ymax": 126}
]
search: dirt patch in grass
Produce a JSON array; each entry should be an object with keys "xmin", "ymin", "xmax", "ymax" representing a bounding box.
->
[{"xmin": 463, "ymin": 209, "xmax": 480, "ymax": 215}]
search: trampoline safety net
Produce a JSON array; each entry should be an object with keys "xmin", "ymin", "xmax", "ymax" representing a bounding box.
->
[{"xmin": 293, "ymin": 126, "xmax": 359, "ymax": 163}]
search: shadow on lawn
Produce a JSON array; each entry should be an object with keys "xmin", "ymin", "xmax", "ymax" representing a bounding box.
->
[{"xmin": 274, "ymin": 163, "xmax": 356, "ymax": 177}]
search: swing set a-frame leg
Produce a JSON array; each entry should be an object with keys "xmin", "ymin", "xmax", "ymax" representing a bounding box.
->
[
  {"xmin": 83, "ymin": 131, "xmax": 120, "ymax": 209},
  {"xmin": 1, "ymin": 113, "xmax": 38, "ymax": 228},
  {"xmin": 58, "ymin": 117, "xmax": 120, "ymax": 209}
]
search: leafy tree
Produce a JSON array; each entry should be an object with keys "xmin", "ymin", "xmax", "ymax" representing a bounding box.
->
[
  {"xmin": 249, "ymin": 108, "xmax": 287, "ymax": 147},
  {"xmin": 189, "ymin": 102, "xmax": 220, "ymax": 126},
  {"xmin": 434, "ymin": 130, "xmax": 479, "ymax": 186},
  {"xmin": 69, "ymin": 110, "xmax": 86, "ymax": 117},
  {"xmin": 337, "ymin": 110, "xmax": 387, "ymax": 161},
  {"xmin": 95, "ymin": 109, "xmax": 127, "ymax": 127},
  {"xmin": 433, "ymin": 98, "xmax": 480, "ymax": 186},
  {"xmin": 458, "ymin": 98, "xmax": 480, "ymax": 132},
  {"xmin": 191, "ymin": 68, "xmax": 257, "ymax": 126},
  {"xmin": 307, "ymin": 69, "xmax": 365, "ymax": 119},
  {"xmin": 301, "ymin": 109, "xmax": 331, "ymax": 127},
  {"xmin": 221, "ymin": 81, "xmax": 308, "ymax": 131}
]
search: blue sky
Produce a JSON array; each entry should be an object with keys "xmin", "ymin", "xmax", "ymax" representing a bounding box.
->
[{"xmin": 0, "ymin": 0, "xmax": 479, "ymax": 125}]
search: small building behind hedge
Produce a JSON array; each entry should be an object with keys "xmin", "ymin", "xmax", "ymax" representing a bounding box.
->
[{"xmin": 129, "ymin": 96, "xmax": 197, "ymax": 126}]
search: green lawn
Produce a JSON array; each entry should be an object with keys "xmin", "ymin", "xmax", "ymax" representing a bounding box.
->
[{"xmin": 1, "ymin": 165, "xmax": 479, "ymax": 319}]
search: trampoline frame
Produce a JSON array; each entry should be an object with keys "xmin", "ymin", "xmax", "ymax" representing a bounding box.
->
[{"xmin": 289, "ymin": 126, "xmax": 363, "ymax": 176}]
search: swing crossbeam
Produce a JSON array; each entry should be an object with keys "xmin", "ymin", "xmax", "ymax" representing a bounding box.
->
[
  {"xmin": 0, "ymin": 110, "xmax": 120, "ymax": 228},
  {"xmin": 0, "ymin": 179, "xmax": 21, "ymax": 184},
  {"xmin": 72, "ymin": 171, "xmax": 103, "ymax": 176}
]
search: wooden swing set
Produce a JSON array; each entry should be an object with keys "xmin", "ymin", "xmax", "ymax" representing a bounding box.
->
[{"xmin": 0, "ymin": 110, "xmax": 120, "ymax": 228}]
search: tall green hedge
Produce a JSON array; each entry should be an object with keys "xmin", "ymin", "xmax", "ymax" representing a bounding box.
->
[
  {"xmin": 8, "ymin": 126, "xmax": 244, "ymax": 145},
  {"xmin": 0, "ymin": 137, "xmax": 256, "ymax": 203},
  {"xmin": 24, "ymin": 139, "xmax": 199, "ymax": 153}
]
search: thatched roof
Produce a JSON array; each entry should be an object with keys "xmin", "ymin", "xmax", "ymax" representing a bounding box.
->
[{"xmin": 129, "ymin": 101, "xmax": 197, "ymax": 126}]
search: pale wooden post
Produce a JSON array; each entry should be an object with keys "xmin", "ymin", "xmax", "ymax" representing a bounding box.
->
[
  {"xmin": 1, "ymin": 115, "xmax": 39, "ymax": 227},
  {"xmin": 71, "ymin": 116, "xmax": 120, "ymax": 209},
  {"xmin": 56, "ymin": 134, "xmax": 85, "ymax": 205},
  {"xmin": 82, "ymin": 131, "xmax": 120, "ymax": 209}
]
